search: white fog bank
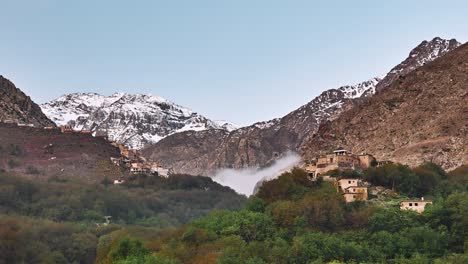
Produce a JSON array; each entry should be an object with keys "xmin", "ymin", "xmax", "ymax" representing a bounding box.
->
[{"xmin": 212, "ymin": 152, "xmax": 301, "ymax": 196}]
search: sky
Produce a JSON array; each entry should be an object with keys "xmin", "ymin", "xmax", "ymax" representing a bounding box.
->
[{"xmin": 0, "ymin": 0, "xmax": 467, "ymax": 126}]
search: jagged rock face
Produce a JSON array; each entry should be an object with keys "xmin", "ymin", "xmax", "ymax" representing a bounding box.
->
[
  {"xmin": 301, "ymin": 42, "xmax": 468, "ymax": 171},
  {"xmin": 144, "ymin": 38, "xmax": 461, "ymax": 176},
  {"xmin": 41, "ymin": 93, "xmax": 237, "ymax": 149},
  {"xmin": 144, "ymin": 78, "xmax": 381, "ymax": 175},
  {"xmin": 376, "ymin": 37, "xmax": 461, "ymax": 91},
  {"xmin": 0, "ymin": 75, "xmax": 55, "ymax": 127}
]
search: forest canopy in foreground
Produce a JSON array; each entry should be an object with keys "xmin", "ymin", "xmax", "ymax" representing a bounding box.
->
[
  {"xmin": 105, "ymin": 164, "xmax": 466, "ymax": 264},
  {"xmin": 0, "ymin": 163, "xmax": 467, "ymax": 263}
]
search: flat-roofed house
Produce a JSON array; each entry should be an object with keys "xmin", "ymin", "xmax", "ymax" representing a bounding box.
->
[
  {"xmin": 343, "ymin": 186, "xmax": 368, "ymax": 202},
  {"xmin": 60, "ymin": 125, "xmax": 73, "ymax": 133},
  {"xmin": 337, "ymin": 178, "xmax": 360, "ymax": 192},
  {"xmin": 130, "ymin": 163, "xmax": 150, "ymax": 174},
  {"xmin": 400, "ymin": 198, "xmax": 433, "ymax": 213}
]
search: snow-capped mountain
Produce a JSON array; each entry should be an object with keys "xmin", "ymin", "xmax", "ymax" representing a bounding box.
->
[
  {"xmin": 144, "ymin": 37, "xmax": 462, "ymax": 176},
  {"xmin": 41, "ymin": 93, "xmax": 237, "ymax": 149}
]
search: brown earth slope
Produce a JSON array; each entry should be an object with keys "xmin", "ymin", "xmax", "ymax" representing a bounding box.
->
[
  {"xmin": 301, "ymin": 43, "xmax": 468, "ymax": 170},
  {"xmin": 0, "ymin": 124, "xmax": 125, "ymax": 181},
  {"xmin": 0, "ymin": 75, "xmax": 55, "ymax": 127}
]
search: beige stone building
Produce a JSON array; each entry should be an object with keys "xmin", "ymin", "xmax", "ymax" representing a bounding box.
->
[
  {"xmin": 336, "ymin": 178, "xmax": 368, "ymax": 203},
  {"xmin": 400, "ymin": 198, "xmax": 433, "ymax": 213},
  {"xmin": 343, "ymin": 186, "xmax": 368, "ymax": 202},
  {"xmin": 338, "ymin": 178, "xmax": 360, "ymax": 192}
]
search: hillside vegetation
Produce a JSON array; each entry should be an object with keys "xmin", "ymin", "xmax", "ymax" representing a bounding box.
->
[
  {"xmin": 0, "ymin": 172, "xmax": 246, "ymax": 263},
  {"xmin": 92, "ymin": 164, "xmax": 467, "ymax": 264}
]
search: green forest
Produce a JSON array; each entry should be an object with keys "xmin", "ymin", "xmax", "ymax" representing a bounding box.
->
[
  {"xmin": 0, "ymin": 172, "xmax": 246, "ymax": 263},
  {"xmin": 0, "ymin": 163, "xmax": 467, "ymax": 263}
]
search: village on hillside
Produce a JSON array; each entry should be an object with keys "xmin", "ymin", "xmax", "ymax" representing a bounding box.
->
[
  {"xmin": 0, "ymin": 120, "xmax": 172, "ymax": 183},
  {"xmin": 302, "ymin": 148, "xmax": 433, "ymax": 213},
  {"xmin": 58, "ymin": 125, "xmax": 173, "ymax": 182},
  {"xmin": 1, "ymin": 120, "xmax": 434, "ymax": 213}
]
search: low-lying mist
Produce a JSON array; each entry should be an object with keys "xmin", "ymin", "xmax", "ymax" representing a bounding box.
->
[{"xmin": 212, "ymin": 152, "xmax": 301, "ymax": 196}]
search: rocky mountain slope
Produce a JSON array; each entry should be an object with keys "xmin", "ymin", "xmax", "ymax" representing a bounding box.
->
[
  {"xmin": 143, "ymin": 78, "xmax": 381, "ymax": 175},
  {"xmin": 376, "ymin": 37, "xmax": 460, "ymax": 91},
  {"xmin": 301, "ymin": 42, "xmax": 468, "ymax": 171},
  {"xmin": 0, "ymin": 75, "xmax": 55, "ymax": 127},
  {"xmin": 144, "ymin": 37, "xmax": 461, "ymax": 175},
  {"xmin": 41, "ymin": 93, "xmax": 237, "ymax": 149}
]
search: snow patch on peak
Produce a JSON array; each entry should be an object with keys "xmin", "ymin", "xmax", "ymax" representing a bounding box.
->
[
  {"xmin": 214, "ymin": 120, "xmax": 240, "ymax": 132},
  {"xmin": 339, "ymin": 77, "xmax": 381, "ymax": 99},
  {"xmin": 41, "ymin": 92, "xmax": 235, "ymax": 149}
]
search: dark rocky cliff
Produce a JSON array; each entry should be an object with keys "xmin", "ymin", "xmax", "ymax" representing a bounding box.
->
[{"xmin": 0, "ymin": 75, "xmax": 55, "ymax": 127}]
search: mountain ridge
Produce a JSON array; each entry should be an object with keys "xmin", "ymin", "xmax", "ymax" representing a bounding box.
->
[
  {"xmin": 41, "ymin": 92, "xmax": 238, "ymax": 149},
  {"xmin": 301, "ymin": 41, "xmax": 468, "ymax": 170},
  {"xmin": 143, "ymin": 37, "xmax": 462, "ymax": 175}
]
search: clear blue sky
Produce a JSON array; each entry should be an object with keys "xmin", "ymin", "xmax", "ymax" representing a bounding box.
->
[{"xmin": 1, "ymin": 0, "xmax": 466, "ymax": 126}]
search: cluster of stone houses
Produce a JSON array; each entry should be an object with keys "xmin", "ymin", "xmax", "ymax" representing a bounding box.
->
[
  {"xmin": 110, "ymin": 142, "xmax": 170, "ymax": 178},
  {"xmin": 303, "ymin": 148, "xmax": 432, "ymax": 212},
  {"xmin": 55, "ymin": 125, "xmax": 171, "ymax": 178},
  {"xmin": 304, "ymin": 148, "xmax": 376, "ymax": 180},
  {"xmin": 59, "ymin": 125, "xmax": 92, "ymax": 134}
]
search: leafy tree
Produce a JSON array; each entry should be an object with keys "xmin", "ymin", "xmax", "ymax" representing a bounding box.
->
[
  {"xmin": 245, "ymin": 197, "xmax": 266, "ymax": 213},
  {"xmin": 368, "ymin": 208, "xmax": 420, "ymax": 233},
  {"xmin": 256, "ymin": 168, "xmax": 312, "ymax": 203},
  {"xmin": 110, "ymin": 237, "xmax": 150, "ymax": 261},
  {"xmin": 299, "ymin": 183, "xmax": 345, "ymax": 231}
]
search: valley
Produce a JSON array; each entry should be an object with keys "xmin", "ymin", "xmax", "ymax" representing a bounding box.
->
[{"xmin": 0, "ymin": 32, "xmax": 466, "ymax": 264}]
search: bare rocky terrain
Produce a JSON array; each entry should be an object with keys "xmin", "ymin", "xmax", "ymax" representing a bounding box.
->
[
  {"xmin": 0, "ymin": 75, "xmax": 55, "ymax": 127},
  {"xmin": 301, "ymin": 42, "xmax": 468, "ymax": 170}
]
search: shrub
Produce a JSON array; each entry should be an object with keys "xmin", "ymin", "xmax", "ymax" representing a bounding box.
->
[
  {"xmin": 26, "ymin": 165, "xmax": 40, "ymax": 175},
  {"xmin": 8, "ymin": 159, "xmax": 20, "ymax": 168},
  {"xmin": 9, "ymin": 144, "xmax": 23, "ymax": 156}
]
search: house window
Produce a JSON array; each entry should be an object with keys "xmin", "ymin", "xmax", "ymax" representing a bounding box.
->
[
  {"xmin": 415, "ymin": 203, "xmax": 418, "ymax": 206},
  {"xmin": 409, "ymin": 203, "xmax": 413, "ymax": 206}
]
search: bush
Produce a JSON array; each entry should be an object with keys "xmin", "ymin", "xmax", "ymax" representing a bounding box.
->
[
  {"xmin": 9, "ymin": 144, "xmax": 23, "ymax": 156},
  {"xmin": 26, "ymin": 165, "xmax": 40, "ymax": 175},
  {"xmin": 109, "ymin": 237, "xmax": 150, "ymax": 261},
  {"xmin": 8, "ymin": 159, "xmax": 20, "ymax": 168}
]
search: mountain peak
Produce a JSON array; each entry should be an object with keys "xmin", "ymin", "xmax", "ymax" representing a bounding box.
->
[
  {"xmin": 41, "ymin": 92, "xmax": 233, "ymax": 149},
  {"xmin": 376, "ymin": 37, "xmax": 461, "ymax": 91}
]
